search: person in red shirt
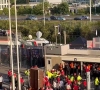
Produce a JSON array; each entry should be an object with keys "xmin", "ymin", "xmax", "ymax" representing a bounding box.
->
[
  {"xmin": 61, "ymin": 70, "xmax": 65, "ymax": 76},
  {"xmin": 83, "ymin": 80, "xmax": 87, "ymax": 89},
  {"xmin": 8, "ymin": 69, "xmax": 12, "ymax": 82},
  {"xmin": 65, "ymin": 76, "xmax": 69, "ymax": 82},
  {"xmin": 57, "ymin": 76, "xmax": 60, "ymax": 83},
  {"xmin": 45, "ymin": 81, "xmax": 51, "ymax": 88},
  {"xmin": 20, "ymin": 77, "xmax": 24, "ymax": 88},
  {"xmin": 73, "ymin": 81, "xmax": 79, "ymax": 90}
]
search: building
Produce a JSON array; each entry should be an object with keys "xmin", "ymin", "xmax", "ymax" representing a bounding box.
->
[
  {"xmin": 44, "ymin": 44, "xmax": 100, "ymax": 70},
  {"xmin": 0, "ymin": 0, "xmax": 8, "ymax": 10},
  {"xmin": 29, "ymin": 0, "xmax": 62, "ymax": 4}
]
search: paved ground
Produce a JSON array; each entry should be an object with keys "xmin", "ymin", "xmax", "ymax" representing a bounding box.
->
[{"xmin": 0, "ymin": 64, "xmax": 28, "ymax": 89}]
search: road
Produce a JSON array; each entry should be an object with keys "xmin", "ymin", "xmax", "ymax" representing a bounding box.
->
[{"xmin": 1, "ymin": 15, "xmax": 100, "ymax": 21}]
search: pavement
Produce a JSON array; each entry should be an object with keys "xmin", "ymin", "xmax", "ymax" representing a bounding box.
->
[{"xmin": 0, "ymin": 65, "xmax": 28, "ymax": 89}]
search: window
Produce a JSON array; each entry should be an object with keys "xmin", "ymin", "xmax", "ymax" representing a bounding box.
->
[
  {"xmin": 48, "ymin": 60, "xmax": 50, "ymax": 64},
  {"xmin": 38, "ymin": 43, "xmax": 41, "ymax": 46}
]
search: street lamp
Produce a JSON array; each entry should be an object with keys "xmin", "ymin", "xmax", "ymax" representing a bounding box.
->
[
  {"xmin": 8, "ymin": 0, "xmax": 15, "ymax": 89},
  {"xmin": 14, "ymin": 0, "xmax": 21, "ymax": 90},
  {"xmin": 55, "ymin": 26, "xmax": 58, "ymax": 44},
  {"xmin": 55, "ymin": 25, "xmax": 61, "ymax": 44},
  {"xmin": 90, "ymin": 0, "xmax": 92, "ymax": 21},
  {"xmin": 43, "ymin": 0, "xmax": 45, "ymax": 26},
  {"xmin": 95, "ymin": 1, "xmax": 96, "ymax": 14}
]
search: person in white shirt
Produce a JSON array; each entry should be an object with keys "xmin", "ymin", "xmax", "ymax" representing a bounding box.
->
[
  {"xmin": 53, "ymin": 80, "xmax": 57, "ymax": 90},
  {"xmin": 59, "ymin": 80, "xmax": 64, "ymax": 88},
  {"xmin": 0, "ymin": 75, "xmax": 3, "ymax": 89}
]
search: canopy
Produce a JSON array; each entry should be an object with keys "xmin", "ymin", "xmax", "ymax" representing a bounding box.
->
[{"xmin": 70, "ymin": 36, "xmax": 87, "ymax": 49}]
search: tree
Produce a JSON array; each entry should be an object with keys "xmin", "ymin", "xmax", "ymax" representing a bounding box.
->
[
  {"xmin": 11, "ymin": 7, "xmax": 15, "ymax": 15},
  {"xmin": 10, "ymin": 0, "xmax": 14, "ymax": 5},
  {"xmin": 51, "ymin": 2, "xmax": 69, "ymax": 15},
  {"xmin": 24, "ymin": 6, "xmax": 32, "ymax": 14},
  {"xmin": 57, "ymin": 2, "xmax": 69, "ymax": 15},
  {"xmin": 17, "ymin": 6, "xmax": 25, "ymax": 15},
  {"xmin": 3, "ymin": 8, "xmax": 9, "ymax": 15},
  {"xmin": 32, "ymin": 4, "xmax": 43, "ymax": 15},
  {"xmin": 0, "ymin": 10, "xmax": 3, "ymax": 15}
]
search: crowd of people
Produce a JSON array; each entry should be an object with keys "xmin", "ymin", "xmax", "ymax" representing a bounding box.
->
[
  {"xmin": 7, "ymin": 69, "xmax": 24, "ymax": 90},
  {"xmin": 4, "ymin": 62, "xmax": 100, "ymax": 90},
  {"xmin": 40, "ymin": 62, "xmax": 100, "ymax": 90}
]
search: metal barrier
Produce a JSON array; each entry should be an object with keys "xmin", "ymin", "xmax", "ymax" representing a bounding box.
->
[{"xmin": 0, "ymin": 45, "xmax": 45, "ymax": 68}]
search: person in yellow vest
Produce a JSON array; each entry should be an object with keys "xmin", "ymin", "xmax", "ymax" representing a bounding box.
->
[
  {"xmin": 95, "ymin": 77, "xmax": 99, "ymax": 90},
  {"xmin": 77, "ymin": 73, "xmax": 82, "ymax": 85},
  {"xmin": 70, "ymin": 74, "xmax": 74, "ymax": 82},
  {"xmin": 24, "ymin": 69, "xmax": 30, "ymax": 76}
]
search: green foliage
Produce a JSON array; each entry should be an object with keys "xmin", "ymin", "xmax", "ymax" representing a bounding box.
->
[
  {"xmin": 16, "ymin": 0, "xmax": 27, "ymax": 4},
  {"xmin": 17, "ymin": 6, "xmax": 25, "ymax": 15},
  {"xmin": 10, "ymin": 0, "xmax": 14, "ymax": 5},
  {"xmin": 0, "ymin": 10, "xmax": 3, "ymax": 15},
  {"xmin": 3, "ymin": 8, "xmax": 9, "ymax": 15},
  {"xmin": 11, "ymin": 7, "xmax": 15, "ymax": 15},
  {"xmin": 57, "ymin": 2, "xmax": 69, "ymax": 14},
  {"xmin": 32, "ymin": 4, "xmax": 43, "ymax": 15},
  {"xmin": 51, "ymin": 2, "xmax": 69, "ymax": 15},
  {"xmin": 0, "ymin": 20, "xmax": 100, "ymax": 43}
]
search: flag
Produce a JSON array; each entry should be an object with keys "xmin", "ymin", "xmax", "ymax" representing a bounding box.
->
[{"xmin": 32, "ymin": 41, "xmax": 37, "ymax": 46}]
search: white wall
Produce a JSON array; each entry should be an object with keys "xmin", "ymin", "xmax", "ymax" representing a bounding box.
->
[{"xmin": 47, "ymin": 0, "xmax": 62, "ymax": 4}]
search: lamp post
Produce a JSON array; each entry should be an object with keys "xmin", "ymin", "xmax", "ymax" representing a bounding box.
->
[
  {"xmin": 55, "ymin": 26, "xmax": 58, "ymax": 45},
  {"xmin": 90, "ymin": 0, "xmax": 92, "ymax": 21},
  {"xmin": 55, "ymin": 25, "xmax": 61, "ymax": 44},
  {"xmin": 8, "ymin": 0, "xmax": 15, "ymax": 89},
  {"xmin": 95, "ymin": 0, "xmax": 96, "ymax": 14},
  {"xmin": 43, "ymin": 0, "xmax": 45, "ymax": 26},
  {"xmin": 14, "ymin": 0, "xmax": 21, "ymax": 90}
]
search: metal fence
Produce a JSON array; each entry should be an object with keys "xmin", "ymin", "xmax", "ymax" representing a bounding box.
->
[{"xmin": 0, "ymin": 45, "xmax": 45, "ymax": 68}]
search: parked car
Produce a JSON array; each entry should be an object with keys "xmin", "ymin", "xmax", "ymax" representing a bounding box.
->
[
  {"xmin": 25, "ymin": 15, "xmax": 38, "ymax": 20},
  {"xmin": 40, "ymin": 17, "xmax": 50, "ymax": 21},
  {"xmin": 74, "ymin": 16, "xmax": 89, "ymax": 20},
  {"xmin": 57, "ymin": 16, "xmax": 66, "ymax": 20},
  {"xmin": 0, "ymin": 17, "xmax": 8, "ymax": 20},
  {"xmin": 50, "ymin": 16, "xmax": 57, "ymax": 20}
]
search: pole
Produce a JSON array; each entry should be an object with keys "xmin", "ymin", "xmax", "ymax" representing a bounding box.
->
[
  {"xmin": 81, "ymin": 62, "xmax": 83, "ymax": 75},
  {"xmin": 86, "ymin": 71, "xmax": 90, "ymax": 90},
  {"xmin": 58, "ymin": 25, "xmax": 61, "ymax": 44},
  {"xmin": 95, "ymin": 1, "xmax": 96, "ymax": 14},
  {"xmin": 14, "ymin": 0, "xmax": 21, "ymax": 90},
  {"xmin": 63, "ymin": 31, "xmax": 66, "ymax": 44},
  {"xmin": 8, "ymin": 0, "xmax": 15, "ymax": 89},
  {"xmin": 90, "ymin": 0, "xmax": 92, "ymax": 22},
  {"xmin": 43, "ymin": 0, "xmax": 45, "ymax": 26},
  {"xmin": 55, "ymin": 26, "xmax": 57, "ymax": 44}
]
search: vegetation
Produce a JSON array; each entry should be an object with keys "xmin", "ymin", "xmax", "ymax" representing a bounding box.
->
[
  {"xmin": 0, "ymin": 1, "xmax": 100, "ymax": 15},
  {"xmin": 0, "ymin": 20, "xmax": 100, "ymax": 43}
]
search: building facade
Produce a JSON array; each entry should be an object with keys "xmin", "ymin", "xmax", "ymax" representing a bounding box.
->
[
  {"xmin": 29, "ymin": 0, "xmax": 62, "ymax": 4},
  {"xmin": 44, "ymin": 44, "xmax": 100, "ymax": 70},
  {"xmin": 0, "ymin": 0, "xmax": 8, "ymax": 10}
]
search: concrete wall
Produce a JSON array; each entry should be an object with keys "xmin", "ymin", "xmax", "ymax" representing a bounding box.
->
[
  {"xmin": 45, "ymin": 56, "xmax": 62, "ymax": 70},
  {"xmin": 67, "ymin": 49, "xmax": 100, "ymax": 55},
  {"xmin": 45, "ymin": 44, "xmax": 100, "ymax": 56},
  {"xmin": 67, "ymin": 49, "xmax": 89, "ymax": 55},
  {"xmin": 45, "ymin": 44, "xmax": 69, "ymax": 55}
]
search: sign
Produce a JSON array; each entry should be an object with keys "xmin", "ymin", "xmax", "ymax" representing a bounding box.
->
[{"xmin": 74, "ymin": 58, "xmax": 77, "ymax": 61}]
